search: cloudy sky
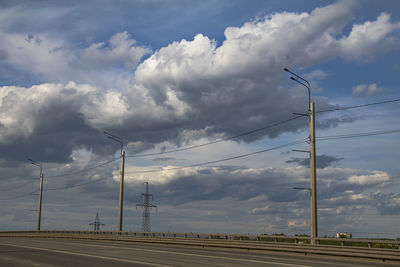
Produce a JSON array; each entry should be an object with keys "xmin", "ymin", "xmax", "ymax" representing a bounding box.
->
[{"xmin": 1, "ymin": 0, "xmax": 400, "ymax": 238}]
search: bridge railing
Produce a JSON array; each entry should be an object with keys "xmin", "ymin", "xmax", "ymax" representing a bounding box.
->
[{"xmin": 0, "ymin": 230, "xmax": 399, "ymax": 250}]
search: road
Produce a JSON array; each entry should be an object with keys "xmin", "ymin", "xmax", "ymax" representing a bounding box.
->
[{"xmin": 0, "ymin": 237, "xmax": 398, "ymax": 266}]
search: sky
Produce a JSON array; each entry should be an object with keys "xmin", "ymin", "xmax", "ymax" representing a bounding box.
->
[{"xmin": 0, "ymin": 0, "xmax": 400, "ymax": 238}]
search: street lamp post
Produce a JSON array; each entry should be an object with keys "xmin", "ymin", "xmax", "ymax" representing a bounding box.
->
[
  {"xmin": 104, "ymin": 131, "xmax": 125, "ymax": 232},
  {"xmin": 284, "ymin": 68, "xmax": 318, "ymax": 245},
  {"xmin": 28, "ymin": 158, "xmax": 44, "ymax": 231}
]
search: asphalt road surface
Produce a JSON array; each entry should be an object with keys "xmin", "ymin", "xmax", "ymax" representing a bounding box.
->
[{"xmin": 0, "ymin": 237, "xmax": 398, "ymax": 266}]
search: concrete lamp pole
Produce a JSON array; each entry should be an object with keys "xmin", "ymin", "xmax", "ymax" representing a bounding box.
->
[
  {"xmin": 104, "ymin": 131, "xmax": 125, "ymax": 232},
  {"xmin": 284, "ymin": 68, "xmax": 318, "ymax": 245},
  {"xmin": 28, "ymin": 158, "xmax": 43, "ymax": 231}
]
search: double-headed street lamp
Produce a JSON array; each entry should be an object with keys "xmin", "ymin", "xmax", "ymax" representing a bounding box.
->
[
  {"xmin": 104, "ymin": 131, "xmax": 125, "ymax": 232},
  {"xmin": 28, "ymin": 158, "xmax": 44, "ymax": 231},
  {"xmin": 284, "ymin": 68, "xmax": 318, "ymax": 245},
  {"xmin": 284, "ymin": 68, "xmax": 311, "ymax": 111}
]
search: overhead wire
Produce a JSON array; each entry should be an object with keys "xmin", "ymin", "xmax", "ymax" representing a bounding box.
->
[
  {"xmin": 15, "ymin": 97, "xmax": 400, "ymax": 181},
  {"xmin": 125, "ymin": 116, "xmax": 305, "ymax": 158},
  {"xmin": 0, "ymin": 179, "xmax": 37, "ymax": 192},
  {"xmin": 6, "ymin": 98, "xmax": 400, "ymax": 193},
  {"xmin": 0, "ymin": 189, "xmax": 38, "ymax": 201},
  {"xmin": 125, "ymin": 138, "xmax": 308, "ymax": 175},
  {"xmin": 46, "ymin": 157, "xmax": 120, "ymax": 178},
  {"xmin": 124, "ymin": 97, "xmax": 400, "ymax": 159},
  {"xmin": 317, "ymin": 129, "xmax": 400, "ymax": 141},
  {"xmin": 34, "ymin": 127, "xmax": 400, "ymax": 192},
  {"xmin": 44, "ymin": 177, "xmax": 109, "ymax": 191},
  {"xmin": 125, "ymin": 126, "xmax": 400, "ymax": 175},
  {"xmin": 317, "ymin": 98, "xmax": 400, "ymax": 113}
]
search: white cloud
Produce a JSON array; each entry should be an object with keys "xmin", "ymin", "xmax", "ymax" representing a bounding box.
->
[
  {"xmin": 348, "ymin": 171, "xmax": 390, "ymax": 185},
  {"xmin": 0, "ymin": 30, "xmax": 150, "ymax": 90},
  {"xmin": 0, "ymin": 1, "xmax": 399, "ymax": 163},
  {"xmin": 79, "ymin": 31, "xmax": 152, "ymax": 69},
  {"xmin": 304, "ymin": 70, "xmax": 328, "ymax": 81},
  {"xmin": 339, "ymin": 13, "xmax": 400, "ymax": 61},
  {"xmin": 352, "ymin": 83, "xmax": 384, "ymax": 97},
  {"xmin": 249, "ymin": 205, "xmax": 270, "ymax": 214},
  {"xmin": 288, "ymin": 220, "xmax": 308, "ymax": 228}
]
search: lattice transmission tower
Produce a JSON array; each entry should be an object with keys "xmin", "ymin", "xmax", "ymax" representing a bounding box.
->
[
  {"xmin": 89, "ymin": 212, "xmax": 105, "ymax": 231},
  {"xmin": 136, "ymin": 182, "xmax": 157, "ymax": 232}
]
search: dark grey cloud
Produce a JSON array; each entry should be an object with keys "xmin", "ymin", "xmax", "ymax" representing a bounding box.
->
[{"xmin": 286, "ymin": 154, "xmax": 343, "ymax": 168}]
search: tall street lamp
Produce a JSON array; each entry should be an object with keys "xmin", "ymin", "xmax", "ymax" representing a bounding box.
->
[
  {"xmin": 28, "ymin": 158, "xmax": 44, "ymax": 231},
  {"xmin": 284, "ymin": 68, "xmax": 318, "ymax": 245},
  {"xmin": 104, "ymin": 131, "xmax": 125, "ymax": 232}
]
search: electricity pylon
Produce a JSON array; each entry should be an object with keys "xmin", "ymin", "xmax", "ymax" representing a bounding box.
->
[
  {"xmin": 89, "ymin": 212, "xmax": 105, "ymax": 231},
  {"xmin": 136, "ymin": 182, "xmax": 157, "ymax": 232}
]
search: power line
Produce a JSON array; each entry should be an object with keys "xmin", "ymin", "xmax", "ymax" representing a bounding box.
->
[
  {"xmin": 46, "ymin": 157, "xmax": 120, "ymax": 178},
  {"xmin": 125, "ymin": 138, "xmax": 308, "ymax": 175},
  {"xmin": 0, "ymin": 190, "xmax": 38, "ymax": 201},
  {"xmin": 0, "ymin": 179, "xmax": 36, "ymax": 192},
  {"xmin": 317, "ymin": 98, "xmax": 400, "ymax": 113},
  {"xmin": 124, "ymin": 98, "xmax": 400, "ymax": 159},
  {"xmin": 317, "ymin": 129, "xmax": 400, "ymax": 141},
  {"xmin": 36, "ymin": 128, "xmax": 400, "ymax": 192},
  {"xmin": 11, "ymin": 98, "xmax": 400, "ymax": 191},
  {"xmin": 126, "ymin": 116, "xmax": 304, "ymax": 158},
  {"xmin": 44, "ymin": 177, "xmax": 109, "ymax": 191},
  {"xmin": 125, "ymin": 127, "xmax": 400, "ymax": 176}
]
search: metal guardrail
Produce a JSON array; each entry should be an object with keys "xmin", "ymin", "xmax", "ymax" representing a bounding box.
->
[
  {"xmin": 0, "ymin": 230, "xmax": 399, "ymax": 249},
  {"xmin": 1, "ymin": 230, "xmax": 400, "ymax": 261}
]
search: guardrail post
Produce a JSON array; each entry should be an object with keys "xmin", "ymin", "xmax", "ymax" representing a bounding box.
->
[
  {"xmin": 275, "ymin": 238, "xmax": 278, "ymax": 243},
  {"xmin": 295, "ymin": 239, "xmax": 298, "ymax": 244},
  {"xmin": 316, "ymin": 239, "xmax": 320, "ymax": 245},
  {"xmin": 368, "ymin": 242, "xmax": 372, "ymax": 248},
  {"xmin": 341, "ymin": 241, "xmax": 344, "ymax": 247}
]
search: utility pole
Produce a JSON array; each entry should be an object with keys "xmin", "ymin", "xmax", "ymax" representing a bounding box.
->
[
  {"xmin": 136, "ymin": 182, "xmax": 157, "ymax": 233},
  {"xmin": 310, "ymin": 102, "xmax": 318, "ymax": 243},
  {"xmin": 28, "ymin": 158, "xmax": 44, "ymax": 231},
  {"xmin": 104, "ymin": 131, "xmax": 125, "ymax": 232},
  {"xmin": 284, "ymin": 68, "xmax": 318, "ymax": 245},
  {"xmin": 119, "ymin": 150, "xmax": 125, "ymax": 232},
  {"xmin": 38, "ymin": 172, "xmax": 44, "ymax": 231}
]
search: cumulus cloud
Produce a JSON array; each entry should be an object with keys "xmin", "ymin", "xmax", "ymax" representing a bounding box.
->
[
  {"xmin": 348, "ymin": 171, "xmax": 390, "ymax": 185},
  {"xmin": 339, "ymin": 13, "xmax": 400, "ymax": 61},
  {"xmin": 352, "ymin": 83, "xmax": 384, "ymax": 97},
  {"xmin": 0, "ymin": 82, "xmax": 122, "ymax": 162},
  {"xmin": 78, "ymin": 31, "xmax": 152, "ymax": 69},
  {"xmin": 0, "ymin": 30, "xmax": 150, "ymax": 89},
  {"xmin": 0, "ymin": 0, "xmax": 399, "ymax": 164}
]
